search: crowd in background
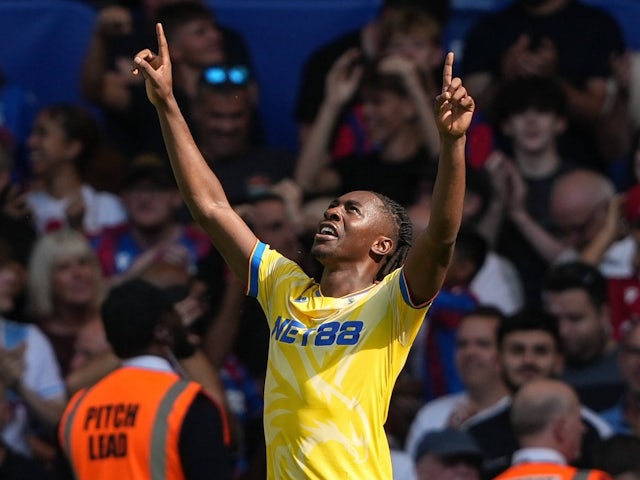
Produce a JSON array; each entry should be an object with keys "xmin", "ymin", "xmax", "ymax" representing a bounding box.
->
[{"xmin": 2, "ymin": 0, "xmax": 640, "ymax": 478}]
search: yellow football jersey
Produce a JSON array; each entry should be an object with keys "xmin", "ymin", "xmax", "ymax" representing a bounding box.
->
[{"xmin": 248, "ymin": 242, "xmax": 431, "ymax": 479}]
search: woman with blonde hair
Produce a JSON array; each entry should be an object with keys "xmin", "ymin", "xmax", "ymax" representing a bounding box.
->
[{"xmin": 27, "ymin": 228, "xmax": 105, "ymax": 376}]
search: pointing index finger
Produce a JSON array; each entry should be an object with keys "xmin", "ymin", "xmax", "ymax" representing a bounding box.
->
[
  {"xmin": 442, "ymin": 52, "xmax": 454, "ymax": 93},
  {"xmin": 156, "ymin": 22, "xmax": 169, "ymax": 63}
]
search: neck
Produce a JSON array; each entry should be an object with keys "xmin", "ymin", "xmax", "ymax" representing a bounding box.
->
[
  {"xmin": 50, "ymin": 304, "xmax": 97, "ymax": 334},
  {"xmin": 468, "ymin": 380, "xmax": 510, "ymax": 410},
  {"xmin": 45, "ymin": 165, "xmax": 82, "ymax": 199},
  {"xmin": 514, "ymin": 147, "xmax": 561, "ymax": 179},
  {"xmin": 132, "ymin": 224, "xmax": 179, "ymax": 250},
  {"xmin": 318, "ymin": 265, "xmax": 378, "ymax": 298},
  {"xmin": 379, "ymin": 126, "xmax": 423, "ymax": 162}
]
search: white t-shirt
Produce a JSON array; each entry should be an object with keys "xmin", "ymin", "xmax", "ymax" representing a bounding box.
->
[
  {"xmin": 0, "ymin": 318, "xmax": 65, "ymax": 456},
  {"xmin": 26, "ymin": 184, "xmax": 126, "ymax": 235}
]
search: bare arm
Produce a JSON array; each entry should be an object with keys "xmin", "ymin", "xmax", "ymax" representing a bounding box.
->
[
  {"xmin": 133, "ymin": 24, "xmax": 257, "ymax": 281},
  {"xmin": 403, "ymin": 53, "xmax": 474, "ymax": 303}
]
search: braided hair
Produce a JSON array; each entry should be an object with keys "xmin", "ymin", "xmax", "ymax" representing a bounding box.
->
[{"xmin": 373, "ymin": 192, "xmax": 413, "ymax": 281}]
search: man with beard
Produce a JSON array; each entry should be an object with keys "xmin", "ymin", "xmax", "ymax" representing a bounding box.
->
[{"xmin": 464, "ymin": 307, "xmax": 612, "ymax": 479}]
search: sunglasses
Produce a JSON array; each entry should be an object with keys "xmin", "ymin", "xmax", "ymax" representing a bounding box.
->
[{"xmin": 203, "ymin": 65, "xmax": 251, "ymax": 86}]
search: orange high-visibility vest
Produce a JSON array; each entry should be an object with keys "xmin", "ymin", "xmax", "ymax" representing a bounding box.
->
[
  {"xmin": 493, "ymin": 462, "xmax": 612, "ymax": 480},
  {"xmin": 59, "ymin": 367, "xmax": 220, "ymax": 480}
]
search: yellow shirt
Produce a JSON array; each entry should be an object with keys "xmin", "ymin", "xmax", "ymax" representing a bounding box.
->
[{"xmin": 248, "ymin": 242, "xmax": 430, "ymax": 479}]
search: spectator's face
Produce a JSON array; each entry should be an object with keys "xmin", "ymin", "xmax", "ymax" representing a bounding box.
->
[
  {"xmin": 52, "ymin": 254, "xmax": 99, "ymax": 308},
  {"xmin": 500, "ymin": 330, "xmax": 562, "ymax": 390},
  {"xmin": 195, "ymin": 89, "xmax": 252, "ymax": 157},
  {"xmin": 502, "ymin": 109, "xmax": 565, "ymax": 155},
  {"xmin": 171, "ymin": 18, "xmax": 223, "ymax": 68},
  {"xmin": 455, "ymin": 315, "xmax": 502, "ymax": 389},
  {"xmin": 415, "ymin": 454, "xmax": 480, "ymax": 480},
  {"xmin": 0, "ymin": 262, "xmax": 23, "ymax": 314},
  {"xmin": 385, "ymin": 30, "xmax": 442, "ymax": 72},
  {"xmin": 361, "ymin": 89, "xmax": 414, "ymax": 145},
  {"xmin": 251, "ymin": 199, "xmax": 303, "ymax": 264},
  {"xmin": 27, "ymin": 112, "xmax": 76, "ymax": 178},
  {"xmin": 123, "ymin": 183, "xmax": 181, "ymax": 230},
  {"xmin": 619, "ymin": 325, "xmax": 640, "ymax": 395},
  {"xmin": 544, "ymin": 288, "xmax": 608, "ymax": 365}
]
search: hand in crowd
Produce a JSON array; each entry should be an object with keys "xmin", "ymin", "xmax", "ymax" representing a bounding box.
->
[
  {"xmin": 324, "ymin": 48, "xmax": 363, "ymax": 108},
  {"xmin": 2, "ymin": 184, "xmax": 31, "ymax": 220},
  {"xmin": 65, "ymin": 190, "xmax": 86, "ymax": 231},
  {"xmin": 0, "ymin": 342, "xmax": 26, "ymax": 391},
  {"xmin": 502, "ymin": 34, "xmax": 558, "ymax": 79}
]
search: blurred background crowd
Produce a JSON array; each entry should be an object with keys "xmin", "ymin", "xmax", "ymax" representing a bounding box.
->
[{"xmin": 2, "ymin": 0, "xmax": 640, "ymax": 478}]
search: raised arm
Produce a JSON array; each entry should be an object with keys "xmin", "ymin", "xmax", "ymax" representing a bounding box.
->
[
  {"xmin": 403, "ymin": 53, "xmax": 474, "ymax": 303},
  {"xmin": 133, "ymin": 24, "xmax": 257, "ymax": 282}
]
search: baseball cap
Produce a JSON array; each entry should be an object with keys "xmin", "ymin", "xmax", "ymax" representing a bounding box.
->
[
  {"xmin": 123, "ymin": 155, "xmax": 175, "ymax": 190},
  {"xmin": 414, "ymin": 428, "xmax": 484, "ymax": 462},
  {"xmin": 625, "ymin": 184, "xmax": 640, "ymax": 224}
]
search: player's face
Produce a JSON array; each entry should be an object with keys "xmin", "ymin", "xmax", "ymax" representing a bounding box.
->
[
  {"xmin": 455, "ymin": 316, "xmax": 502, "ymax": 389},
  {"xmin": 500, "ymin": 330, "xmax": 562, "ymax": 391},
  {"xmin": 311, "ymin": 191, "xmax": 393, "ymax": 263},
  {"xmin": 543, "ymin": 288, "xmax": 607, "ymax": 365}
]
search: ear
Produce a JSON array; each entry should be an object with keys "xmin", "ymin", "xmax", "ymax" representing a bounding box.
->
[
  {"xmin": 153, "ymin": 323, "xmax": 172, "ymax": 346},
  {"xmin": 501, "ymin": 119, "xmax": 514, "ymax": 137},
  {"xmin": 550, "ymin": 415, "xmax": 566, "ymax": 443},
  {"xmin": 552, "ymin": 351, "xmax": 565, "ymax": 376},
  {"xmin": 553, "ymin": 115, "xmax": 567, "ymax": 135},
  {"xmin": 371, "ymin": 235, "xmax": 394, "ymax": 257},
  {"xmin": 64, "ymin": 139, "xmax": 82, "ymax": 162}
]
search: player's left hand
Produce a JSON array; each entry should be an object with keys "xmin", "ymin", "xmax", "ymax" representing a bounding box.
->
[{"xmin": 435, "ymin": 52, "xmax": 474, "ymax": 138}]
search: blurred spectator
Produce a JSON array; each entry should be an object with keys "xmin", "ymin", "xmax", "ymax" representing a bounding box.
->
[
  {"xmin": 609, "ymin": 184, "xmax": 640, "ymax": 339},
  {"xmin": 543, "ymin": 261, "xmax": 623, "ymax": 412},
  {"xmin": 408, "ymin": 166, "xmax": 525, "ymax": 314},
  {"xmin": 58, "ymin": 278, "xmax": 232, "ymax": 480},
  {"xmin": 593, "ymin": 435, "xmax": 640, "ymax": 480},
  {"xmin": 493, "ymin": 378, "xmax": 612, "ymax": 480},
  {"xmin": 550, "ymin": 169, "xmax": 633, "ymax": 278},
  {"xmin": 0, "ymin": 131, "xmax": 36, "ymax": 267},
  {"xmin": 294, "ymin": 1, "xmax": 449, "ymax": 153},
  {"xmin": 466, "ymin": 308, "xmax": 612, "ymax": 479},
  {"xmin": 68, "ymin": 317, "xmax": 111, "ymax": 374},
  {"xmin": 294, "ymin": 52, "xmax": 436, "ymax": 206},
  {"xmin": 0, "ymin": 380, "xmax": 52, "ymax": 479},
  {"xmin": 462, "ymin": 0, "xmax": 627, "ymax": 170},
  {"xmin": 0, "ymin": 249, "xmax": 66, "ymax": 462},
  {"xmin": 92, "ymin": 154, "xmax": 211, "ymax": 286},
  {"xmin": 0, "ymin": 66, "xmax": 39, "ymax": 185},
  {"xmin": 600, "ymin": 322, "xmax": 640, "ymax": 436},
  {"xmin": 192, "ymin": 67, "xmax": 294, "ymax": 205},
  {"xmin": 24, "ymin": 103, "xmax": 126, "ymax": 236},
  {"xmin": 413, "ymin": 428, "xmax": 483, "ymax": 480},
  {"xmin": 81, "ymin": 0, "xmax": 254, "ymax": 160},
  {"xmin": 26, "ymin": 229, "xmax": 105, "ymax": 376},
  {"xmin": 485, "ymin": 76, "xmax": 577, "ymax": 304},
  {"xmin": 405, "ymin": 306, "xmax": 510, "ymax": 459},
  {"xmin": 416, "ymin": 228, "xmax": 484, "ymax": 401}
]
